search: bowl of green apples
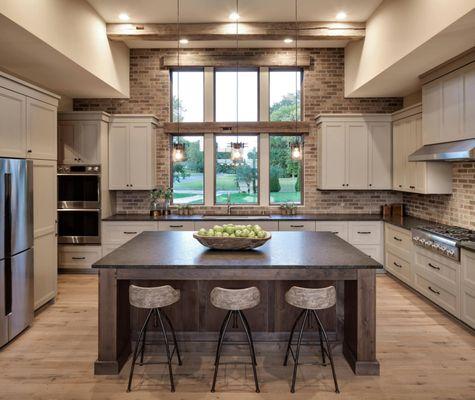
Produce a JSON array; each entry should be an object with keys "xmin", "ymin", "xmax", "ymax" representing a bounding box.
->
[{"xmin": 193, "ymin": 224, "xmax": 271, "ymax": 250}]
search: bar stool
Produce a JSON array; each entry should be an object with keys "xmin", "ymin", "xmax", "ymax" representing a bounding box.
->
[
  {"xmin": 210, "ymin": 286, "xmax": 261, "ymax": 393},
  {"xmin": 127, "ymin": 284, "xmax": 182, "ymax": 393},
  {"xmin": 283, "ymin": 285, "xmax": 339, "ymax": 394}
]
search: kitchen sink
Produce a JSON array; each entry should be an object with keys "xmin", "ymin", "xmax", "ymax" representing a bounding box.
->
[{"xmin": 202, "ymin": 215, "xmax": 271, "ymax": 220}]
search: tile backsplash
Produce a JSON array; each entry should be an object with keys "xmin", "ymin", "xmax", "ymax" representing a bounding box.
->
[{"xmin": 74, "ymin": 47, "xmax": 404, "ymax": 215}]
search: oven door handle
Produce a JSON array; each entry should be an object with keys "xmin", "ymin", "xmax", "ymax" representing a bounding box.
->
[{"xmin": 57, "ymin": 208, "xmax": 101, "ymax": 212}]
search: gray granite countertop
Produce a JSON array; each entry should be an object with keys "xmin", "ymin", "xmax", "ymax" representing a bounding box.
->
[
  {"xmin": 93, "ymin": 231, "xmax": 382, "ymax": 270},
  {"xmin": 102, "ymin": 213, "xmax": 384, "ymax": 222}
]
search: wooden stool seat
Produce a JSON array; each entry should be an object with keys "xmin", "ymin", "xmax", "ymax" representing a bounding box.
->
[
  {"xmin": 129, "ymin": 284, "xmax": 180, "ymax": 309},
  {"xmin": 210, "ymin": 286, "xmax": 260, "ymax": 310},
  {"xmin": 285, "ymin": 286, "xmax": 336, "ymax": 310}
]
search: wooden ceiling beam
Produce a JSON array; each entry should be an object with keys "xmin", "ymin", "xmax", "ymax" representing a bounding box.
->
[
  {"xmin": 107, "ymin": 21, "xmax": 365, "ymax": 42},
  {"xmin": 163, "ymin": 121, "xmax": 310, "ymax": 135}
]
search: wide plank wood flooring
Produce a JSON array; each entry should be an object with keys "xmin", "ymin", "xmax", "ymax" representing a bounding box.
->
[{"xmin": 0, "ymin": 274, "xmax": 474, "ymax": 400}]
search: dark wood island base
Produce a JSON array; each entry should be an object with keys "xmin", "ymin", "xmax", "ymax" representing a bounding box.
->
[{"xmin": 93, "ymin": 232, "xmax": 381, "ymax": 376}]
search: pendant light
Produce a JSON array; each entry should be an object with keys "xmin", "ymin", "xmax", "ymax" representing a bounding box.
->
[
  {"xmin": 289, "ymin": 0, "xmax": 303, "ymax": 161},
  {"xmin": 229, "ymin": 0, "xmax": 245, "ymax": 163},
  {"xmin": 172, "ymin": 0, "xmax": 187, "ymax": 162}
]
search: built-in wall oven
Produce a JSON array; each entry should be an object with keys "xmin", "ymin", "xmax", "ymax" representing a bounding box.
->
[{"xmin": 57, "ymin": 165, "xmax": 101, "ymax": 244}]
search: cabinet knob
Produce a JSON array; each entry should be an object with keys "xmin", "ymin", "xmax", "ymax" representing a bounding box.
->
[
  {"xmin": 27, "ymin": 149, "xmax": 32, "ymax": 153},
  {"xmin": 409, "ymin": 185, "xmax": 415, "ymax": 189}
]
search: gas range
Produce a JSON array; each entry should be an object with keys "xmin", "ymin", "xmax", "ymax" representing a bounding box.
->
[{"xmin": 412, "ymin": 225, "xmax": 475, "ymax": 261}]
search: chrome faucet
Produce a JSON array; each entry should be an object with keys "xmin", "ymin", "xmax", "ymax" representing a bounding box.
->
[{"xmin": 226, "ymin": 192, "xmax": 232, "ymax": 215}]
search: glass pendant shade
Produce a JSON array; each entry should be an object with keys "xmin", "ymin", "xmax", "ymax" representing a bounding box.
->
[
  {"xmin": 230, "ymin": 142, "xmax": 245, "ymax": 162},
  {"xmin": 290, "ymin": 141, "xmax": 303, "ymax": 161},
  {"xmin": 172, "ymin": 142, "xmax": 187, "ymax": 162}
]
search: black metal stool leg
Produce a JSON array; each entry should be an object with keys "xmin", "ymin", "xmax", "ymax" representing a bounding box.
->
[
  {"xmin": 127, "ymin": 309, "xmax": 153, "ymax": 392},
  {"xmin": 162, "ymin": 310, "xmax": 182, "ymax": 366},
  {"xmin": 317, "ymin": 323, "xmax": 326, "ymax": 365},
  {"xmin": 211, "ymin": 311, "xmax": 233, "ymax": 392},
  {"xmin": 139, "ymin": 313, "xmax": 150, "ymax": 366},
  {"xmin": 238, "ymin": 311, "xmax": 260, "ymax": 393},
  {"xmin": 156, "ymin": 308, "xmax": 176, "ymax": 392},
  {"xmin": 290, "ymin": 309, "xmax": 309, "ymax": 393},
  {"xmin": 284, "ymin": 309, "xmax": 305, "ymax": 366},
  {"xmin": 312, "ymin": 310, "xmax": 340, "ymax": 394}
]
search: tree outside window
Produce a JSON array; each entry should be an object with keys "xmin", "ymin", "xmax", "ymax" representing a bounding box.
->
[{"xmin": 269, "ymin": 69, "xmax": 301, "ymax": 121}]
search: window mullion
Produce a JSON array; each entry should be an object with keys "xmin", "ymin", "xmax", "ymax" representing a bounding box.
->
[
  {"xmin": 259, "ymin": 67, "xmax": 269, "ymax": 122},
  {"xmin": 204, "ymin": 133, "xmax": 215, "ymax": 206},
  {"xmin": 259, "ymin": 133, "xmax": 270, "ymax": 206}
]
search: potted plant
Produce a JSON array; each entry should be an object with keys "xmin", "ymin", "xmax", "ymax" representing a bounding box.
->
[{"xmin": 149, "ymin": 187, "xmax": 173, "ymax": 216}]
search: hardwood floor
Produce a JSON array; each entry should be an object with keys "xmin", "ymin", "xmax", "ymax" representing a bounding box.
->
[{"xmin": 0, "ymin": 274, "xmax": 474, "ymax": 400}]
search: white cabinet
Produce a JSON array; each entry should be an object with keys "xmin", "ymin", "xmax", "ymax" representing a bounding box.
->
[
  {"xmin": 384, "ymin": 223, "xmax": 414, "ymax": 285},
  {"xmin": 392, "ymin": 105, "xmax": 452, "ymax": 194},
  {"xmin": 109, "ymin": 115, "xmax": 158, "ymax": 190},
  {"xmin": 102, "ymin": 221, "xmax": 158, "ymax": 246},
  {"xmin": 461, "ymin": 250, "xmax": 475, "ymax": 328},
  {"xmin": 158, "ymin": 221, "xmax": 195, "ymax": 231},
  {"xmin": 422, "ymin": 61, "xmax": 475, "ymax": 144},
  {"xmin": 194, "ymin": 220, "xmax": 279, "ymax": 231},
  {"xmin": 0, "ymin": 86, "xmax": 27, "ymax": 158},
  {"xmin": 26, "ymin": 98, "xmax": 57, "ymax": 160},
  {"xmin": 316, "ymin": 114, "xmax": 392, "ymax": 190},
  {"xmin": 58, "ymin": 245, "xmax": 102, "ymax": 270},
  {"xmin": 58, "ymin": 120, "xmax": 100, "ymax": 164},
  {"xmin": 278, "ymin": 221, "xmax": 316, "ymax": 231},
  {"xmin": 32, "ymin": 160, "xmax": 57, "ymax": 310},
  {"xmin": 315, "ymin": 221, "xmax": 349, "ymax": 241}
]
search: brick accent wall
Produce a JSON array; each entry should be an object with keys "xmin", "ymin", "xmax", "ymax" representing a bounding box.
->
[
  {"xmin": 403, "ymin": 162, "xmax": 475, "ymax": 229},
  {"xmin": 74, "ymin": 48, "xmax": 403, "ymax": 214}
]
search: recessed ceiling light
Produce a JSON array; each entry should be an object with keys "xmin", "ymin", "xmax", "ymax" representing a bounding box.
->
[
  {"xmin": 118, "ymin": 13, "xmax": 130, "ymax": 21},
  {"xmin": 179, "ymin": 38, "xmax": 189, "ymax": 44},
  {"xmin": 336, "ymin": 11, "xmax": 347, "ymax": 20},
  {"xmin": 229, "ymin": 12, "xmax": 240, "ymax": 21},
  {"xmin": 284, "ymin": 38, "xmax": 293, "ymax": 43}
]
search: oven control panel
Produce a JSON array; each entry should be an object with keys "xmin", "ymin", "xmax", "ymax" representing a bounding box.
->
[{"xmin": 58, "ymin": 165, "xmax": 100, "ymax": 174}]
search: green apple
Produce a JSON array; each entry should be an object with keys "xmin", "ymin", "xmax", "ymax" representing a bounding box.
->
[
  {"xmin": 246, "ymin": 224, "xmax": 252, "ymax": 230},
  {"xmin": 207, "ymin": 229, "xmax": 215, "ymax": 236},
  {"xmin": 213, "ymin": 225, "xmax": 223, "ymax": 233},
  {"xmin": 253, "ymin": 224, "xmax": 262, "ymax": 232},
  {"xmin": 248, "ymin": 231, "xmax": 256, "ymax": 238},
  {"xmin": 222, "ymin": 232, "xmax": 229, "ymax": 238},
  {"xmin": 225, "ymin": 226, "xmax": 235, "ymax": 234},
  {"xmin": 235, "ymin": 229, "xmax": 242, "ymax": 237},
  {"xmin": 230, "ymin": 233, "xmax": 236, "ymax": 238},
  {"xmin": 257, "ymin": 230, "xmax": 266, "ymax": 238},
  {"xmin": 214, "ymin": 231, "xmax": 223, "ymax": 237},
  {"xmin": 242, "ymin": 229, "xmax": 250, "ymax": 237},
  {"xmin": 198, "ymin": 228, "xmax": 207, "ymax": 236}
]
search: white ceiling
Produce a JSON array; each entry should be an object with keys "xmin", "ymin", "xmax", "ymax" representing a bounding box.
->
[{"xmin": 87, "ymin": 0, "xmax": 383, "ymax": 23}]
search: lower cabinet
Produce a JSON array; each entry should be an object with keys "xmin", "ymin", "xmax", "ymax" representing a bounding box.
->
[
  {"xmin": 194, "ymin": 220, "xmax": 279, "ymax": 231},
  {"xmin": 461, "ymin": 250, "xmax": 475, "ymax": 328},
  {"xmin": 158, "ymin": 221, "xmax": 195, "ymax": 231},
  {"xmin": 58, "ymin": 245, "xmax": 103, "ymax": 271},
  {"xmin": 278, "ymin": 221, "xmax": 316, "ymax": 231},
  {"xmin": 34, "ymin": 232, "xmax": 57, "ymax": 309},
  {"xmin": 384, "ymin": 224, "xmax": 414, "ymax": 285}
]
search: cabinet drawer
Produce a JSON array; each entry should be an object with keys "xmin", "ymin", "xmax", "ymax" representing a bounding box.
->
[
  {"xmin": 102, "ymin": 244, "xmax": 121, "ymax": 257},
  {"xmin": 194, "ymin": 221, "xmax": 279, "ymax": 231},
  {"xmin": 279, "ymin": 221, "xmax": 316, "ymax": 231},
  {"xmin": 158, "ymin": 221, "xmax": 195, "ymax": 231},
  {"xmin": 315, "ymin": 221, "xmax": 348, "ymax": 241},
  {"xmin": 385, "ymin": 224, "xmax": 412, "ymax": 255},
  {"xmin": 414, "ymin": 272, "xmax": 459, "ymax": 317},
  {"xmin": 461, "ymin": 249, "xmax": 475, "ymax": 290},
  {"xmin": 102, "ymin": 221, "xmax": 158, "ymax": 245},
  {"xmin": 349, "ymin": 221, "xmax": 382, "ymax": 245},
  {"xmin": 385, "ymin": 251, "xmax": 412, "ymax": 284},
  {"xmin": 354, "ymin": 244, "xmax": 382, "ymax": 264},
  {"xmin": 59, "ymin": 245, "xmax": 102, "ymax": 269},
  {"xmin": 414, "ymin": 248, "xmax": 459, "ymax": 295}
]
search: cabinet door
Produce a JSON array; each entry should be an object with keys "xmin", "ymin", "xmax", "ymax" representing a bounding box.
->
[
  {"xmin": 58, "ymin": 122, "xmax": 77, "ymax": 164},
  {"xmin": 412, "ymin": 116, "xmax": 426, "ymax": 192},
  {"xmin": 422, "ymin": 81, "xmax": 442, "ymax": 145},
  {"xmin": 368, "ymin": 122, "xmax": 391, "ymax": 189},
  {"xmin": 0, "ymin": 86, "xmax": 27, "ymax": 158},
  {"xmin": 32, "ymin": 159, "xmax": 57, "ymax": 310},
  {"xmin": 26, "ymin": 98, "xmax": 57, "ymax": 160},
  {"xmin": 441, "ymin": 73, "xmax": 463, "ymax": 142},
  {"xmin": 77, "ymin": 122, "xmax": 99, "ymax": 164},
  {"xmin": 322, "ymin": 123, "xmax": 346, "ymax": 189},
  {"xmin": 129, "ymin": 124, "xmax": 152, "ymax": 189},
  {"xmin": 109, "ymin": 124, "xmax": 130, "ymax": 189},
  {"xmin": 346, "ymin": 122, "xmax": 368, "ymax": 189},
  {"xmin": 463, "ymin": 66, "xmax": 475, "ymax": 139},
  {"xmin": 392, "ymin": 121, "xmax": 404, "ymax": 190}
]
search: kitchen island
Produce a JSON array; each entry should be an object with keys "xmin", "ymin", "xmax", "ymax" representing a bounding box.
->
[{"xmin": 93, "ymin": 231, "xmax": 382, "ymax": 376}]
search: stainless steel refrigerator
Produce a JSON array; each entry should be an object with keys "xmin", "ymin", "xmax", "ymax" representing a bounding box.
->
[{"xmin": 0, "ymin": 158, "xmax": 33, "ymax": 348}]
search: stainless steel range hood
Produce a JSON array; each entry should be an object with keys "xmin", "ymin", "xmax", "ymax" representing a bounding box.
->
[{"xmin": 408, "ymin": 138, "xmax": 475, "ymax": 162}]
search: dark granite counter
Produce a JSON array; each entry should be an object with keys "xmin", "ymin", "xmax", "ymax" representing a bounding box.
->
[
  {"xmin": 382, "ymin": 215, "xmax": 435, "ymax": 231},
  {"xmin": 93, "ymin": 231, "xmax": 382, "ymax": 269},
  {"xmin": 103, "ymin": 213, "xmax": 384, "ymax": 222}
]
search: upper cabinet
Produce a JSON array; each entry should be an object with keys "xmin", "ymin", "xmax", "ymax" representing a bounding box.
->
[
  {"xmin": 109, "ymin": 115, "xmax": 158, "ymax": 190},
  {"xmin": 422, "ymin": 61, "xmax": 475, "ymax": 144},
  {"xmin": 392, "ymin": 104, "xmax": 452, "ymax": 194},
  {"xmin": 316, "ymin": 114, "xmax": 392, "ymax": 190},
  {"xmin": 0, "ymin": 73, "xmax": 58, "ymax": 160},
  {"xmin": 58, "ymin": 112, "xmax": 110, "ymax": 164}
]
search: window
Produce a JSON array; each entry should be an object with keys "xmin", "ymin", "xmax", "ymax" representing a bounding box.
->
[
  {"xmin": 215, "ymin": 135, "xmax": 259, "ymax": 204},
  {"xmin": 269, "ymin": 135, "xmax": 302, "ymax": 204},
  {"xmin": 171, "ymin": 136, "xmax": 204, "ymax": 204},
  {"xmin": 215, "ymin": 69, "xmax": 258, "ymax": 122},
  {"xmin": 171, "ymin": 70, "xmax": 204, "ymax": 122},
  {"xmin": 269, "ymin": 69, "xmax": 301, "ymax": 121}
]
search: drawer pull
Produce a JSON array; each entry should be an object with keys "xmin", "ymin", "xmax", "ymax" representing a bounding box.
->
[
  {"xmin": 123, "ymin": 231, "xmax": 138, "ymax": 234},
  {"xmin": 358, "ymin": 231, "xmax": 372, "ymax": 234},
  {"xmin": 169, "ymin": 225, "xmax": 184, "ymax": 228},
  {"xmin": 72, "ymin": 256, "xmax": 86, "ymax": 260},
  {"xmin": 428, "ymin": 262, "xmax": 440, "ymax": 271},
  {"xmin": 428, "ymin": 286, "xmax": 440, "ymax": 295},
  {"xmin": 409, "ymin": 185, "xmax": 415, "ymax": 189},
  {"xmin": 393, "ymin": 236, "xmax": 402, "ymax": 242},
  {"xmin": 393, "ymin": 262, "xmax": 402, "ymax": 268},
  {"xmin": 290, "ymin": 225, "xmax": 304, "ymax": 228}
]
